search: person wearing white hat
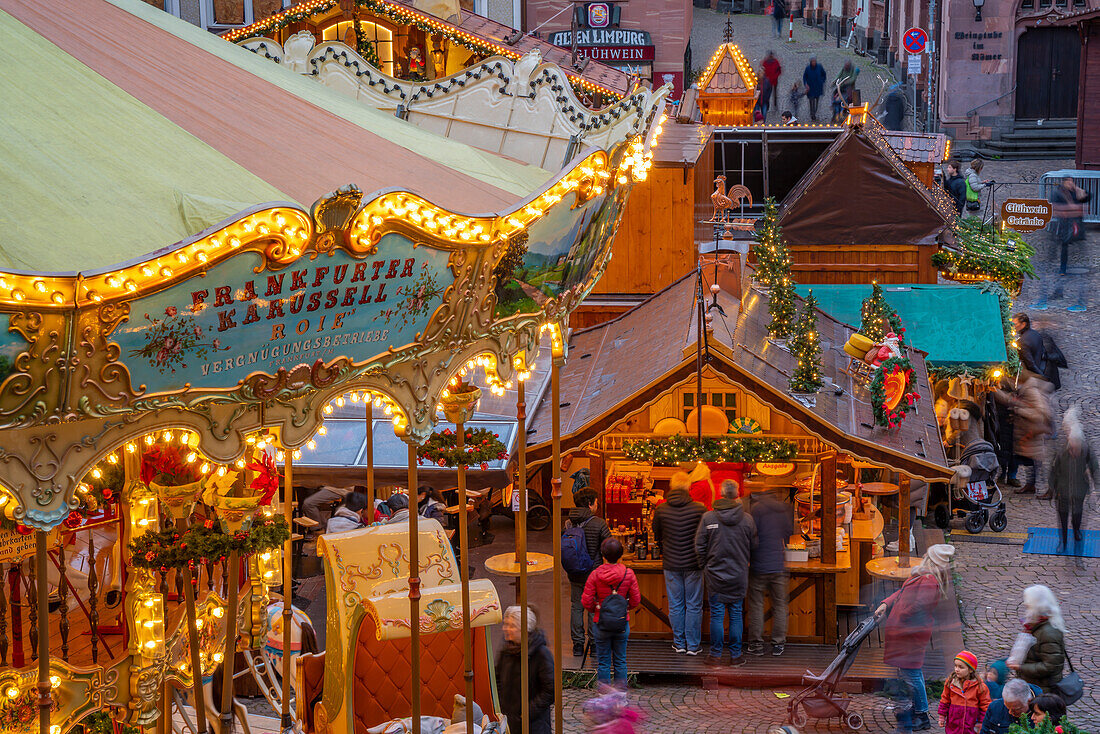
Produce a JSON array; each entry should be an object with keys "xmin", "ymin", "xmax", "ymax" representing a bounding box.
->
[{"xmin": 874, "ymin": 544, "xmax": 956, "ymax": 732}]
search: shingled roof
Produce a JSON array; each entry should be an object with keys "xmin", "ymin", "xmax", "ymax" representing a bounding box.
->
[
  {"xmin": 698, "ymin": 43, "xmax": 757, "ymax": 96},
  {"xmin": 883, "ymin": 131, "xmax": 949, "ymax": 164},
  {"xmin": 527, "ymin": 271, "xmax": 951, "ymax": 481},
  {"xmin": 777, "ymin": 113, "xmax": 956, "ymax": 246}
]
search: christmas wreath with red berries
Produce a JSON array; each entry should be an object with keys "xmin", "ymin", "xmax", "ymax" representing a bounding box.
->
[
  {"xmin": 870, "ymin": 356, "xmax": 920, "ymax": 428},
  {"xmin": 417, "ymin": 427, "xmax": 508, "ymax": 470}
]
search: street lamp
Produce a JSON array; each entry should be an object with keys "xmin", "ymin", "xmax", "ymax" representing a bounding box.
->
[{"xmin": 973, "ymin": 0, "xmax": 984, "ymax": 22}]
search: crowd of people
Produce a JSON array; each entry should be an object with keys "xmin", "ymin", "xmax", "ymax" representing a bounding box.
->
[
  {"xmin": 752, "ymin": 53, "xmax": 861, "ymax": 125},
  {"xmin": 564, "ymin": 472, "xmax": 793, "ymax": 684}
]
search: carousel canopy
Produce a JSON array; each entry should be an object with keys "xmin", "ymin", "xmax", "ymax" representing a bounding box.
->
[
  {"xmin": 794, "ymin": 284, "xmax": 1008, "ymax": 368},
  {"xmin": 0, "ymin": 0, "xmax": 548, "ymax": 272}
]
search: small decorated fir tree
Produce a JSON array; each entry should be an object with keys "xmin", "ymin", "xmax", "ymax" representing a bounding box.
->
[
  {"xmin": 859, "ymin": 281, "xmax": 905, "ymax": 343},
  {"xmin": 752, "ymin": 197, "xmax": 790, "ymax": 289},
  {"xmin": 767, "ymin": 273, "xmax": 797, "ymax": 340},
  {"xmin": 789, "ymin": 291, "xmax": 824, "ymax": 393}
]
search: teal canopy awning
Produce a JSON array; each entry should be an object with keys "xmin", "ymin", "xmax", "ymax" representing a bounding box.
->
[{"xmin": 793, "ymin": 284, "xmax": 1007, "ymax": 367}]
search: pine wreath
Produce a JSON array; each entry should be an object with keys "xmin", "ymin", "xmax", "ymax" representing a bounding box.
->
[
  {"xmin": 623, "ymin": 435, "xmax": 798, "ymax": 465},
  {"xmin": 870, "ymin": 356, "xmax": 920, "ymax": 428},
  {"xmin": 417, "ymin": 427, "xmax": 508, "ymax": 470}
]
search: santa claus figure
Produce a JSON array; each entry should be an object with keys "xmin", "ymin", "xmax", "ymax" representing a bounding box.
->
[{"xmin": 864, "ymin": 332, "xmax": 902, "ymax": 367}]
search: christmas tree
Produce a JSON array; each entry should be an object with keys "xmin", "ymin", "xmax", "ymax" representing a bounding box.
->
[
  {"xmin": 859, "ymin": 281, "xmax": 905, "ymax": 343},
  {"xmin": 789, "ymin": 291, "xmax": 824, "ymax": 393},
  {"xmin": 767, "ymin": 273, "xmax": 797, "ymax": 339},
  {"xmin": 752, "ymin": 197, "xmax": 790, "ymax": 289}
]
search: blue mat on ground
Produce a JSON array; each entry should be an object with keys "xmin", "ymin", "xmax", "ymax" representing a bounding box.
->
[{"xmin": 1022, "ymin": 527, "xmax": 1100, "ymax": 558}]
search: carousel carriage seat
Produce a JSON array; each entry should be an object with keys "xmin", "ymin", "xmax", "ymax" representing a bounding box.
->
[{"xmin": 305, "ymin": 519, "xmax": 503, "ymax": 734}]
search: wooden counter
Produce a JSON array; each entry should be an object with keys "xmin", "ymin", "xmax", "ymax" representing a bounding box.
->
[{"xmin": 623, "ymin": 547, "xmax": 851, "ymax": 644}]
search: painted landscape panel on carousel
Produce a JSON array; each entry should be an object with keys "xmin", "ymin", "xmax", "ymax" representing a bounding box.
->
[
  {"xmin": 496, "ymin": 188, "xmax": 621, "ymax": 316},
  {"xmin": 113, "ymin": 233, "xmax": 453, "ymax": 395}
]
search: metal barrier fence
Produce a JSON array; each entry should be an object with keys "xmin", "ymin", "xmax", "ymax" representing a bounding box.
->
[{"xmin": 1040, "ymin": 169, "xmax": 1100, "ymax": 223}]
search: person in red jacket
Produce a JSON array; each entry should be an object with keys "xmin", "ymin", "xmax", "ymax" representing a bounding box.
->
[
  {"xmin": 762, "ymin": 51, "xmax": 783, "ymax": 111},
  {"xmin": 582, "ymin": 538, "xmax": 641, "ymax": 687},
  {"xmin": 874, "ymin": 544, "xmax": 955, "ymax": 732}
]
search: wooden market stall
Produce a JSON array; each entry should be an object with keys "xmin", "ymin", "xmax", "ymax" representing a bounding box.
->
[
  {"xmin": 526, "ymin": 268, "xmax": 953, "ymax": 655},
  {"xmin": 695, "ymin": 42, "xmax": 758, "ymax": 126},
  {"xmin": 773, "ymin": 112, "xmax": 957, "ymax": 285}
]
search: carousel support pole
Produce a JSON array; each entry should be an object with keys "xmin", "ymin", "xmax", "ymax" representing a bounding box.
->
[
  {"xmin": 456, "ymin": 422, "xmax": 474, "ymax": 734},
  {"xmin": 899, "ymin": 475, "xmax": 911, "ymax": 566},
  {"xmin": 366, "ymin": 407, "xmax": 376, "ymax": 505},
  {"xmin": 180, "ymin": 515, "xmax": 208, "ymax": 734},
  {"xmin": 281, "ymin": 451, "xmax": 295, "ymax": 731},
  {"xmin": 407, "ymin": 443, "xmax": 422, "ymax": 734},
  {"xmin": 220, "ymin": 549, "xmax": 241, "ymax": 734},
  {"xmin": 516, "ymin": 378, "xmax": 529, "ymax": 734},
  {"xmin": 35, "ymin": 532, "xmax": 50, "ymax": 734},
  {"xmin": 550, "ymin": 356, "xmax": 564, "ymax": 734}
]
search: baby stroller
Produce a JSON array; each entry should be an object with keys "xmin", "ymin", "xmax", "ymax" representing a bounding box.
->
[
  {"xmin": 947, "ymin": 440, "xmax": 1007, "ymax": 534},
  {"xmin": 787, "ymin": 614, "xmax": 878, "ymax": 730}
]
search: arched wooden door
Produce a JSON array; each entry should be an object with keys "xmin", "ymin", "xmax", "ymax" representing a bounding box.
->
[{"xmin": 1015, "ymin": 27, "xmax": 1081, "ymax": 119}]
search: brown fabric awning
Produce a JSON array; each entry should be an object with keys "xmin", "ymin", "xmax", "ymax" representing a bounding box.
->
[{"xmin": 778, "ymin": 119, "xmax": 954, "ymax": 247}]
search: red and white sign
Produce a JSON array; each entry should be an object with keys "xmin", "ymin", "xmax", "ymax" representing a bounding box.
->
[
  {"xmin": 587, "ymin": 2, "xmax": 611, "ymax": 27},
  {"xmin": 656, "ymin": 70, "xmax": 683, "ymax": 101},
  {"xmin": 574, "ymin": 46, "xmax": 656, "ymax": 62}
]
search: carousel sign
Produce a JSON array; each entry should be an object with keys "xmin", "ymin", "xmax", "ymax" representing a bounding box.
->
[{"xmin": 0, "ymin": 126, "xmax": 669, "ymax": 530}]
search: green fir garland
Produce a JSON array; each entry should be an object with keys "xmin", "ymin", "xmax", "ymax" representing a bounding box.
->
[
  {"xmin": 623, "ymin": 435, "xmax": 798, "ymax": 466},
  {"xmin": 789, "ymin": 291, "xmax": 824, "ymax": 393},
  {"xmin": 859, "ymin": 282, "xmax": 905, "ymax": 343},
  {"xmin": 768, "ymin": 274, "xmax": 797, "ymax": 340},
  {"xmin": 129, "ymin": 516, "xmax": 289, "ymax": 571},
  {"xmin": 1007, "ymin": 715, "xmax": 1086, "ymax": 734},
  {"xmin": 931, "ymin": 217, "xmax": 1036, "ymax": 292}
]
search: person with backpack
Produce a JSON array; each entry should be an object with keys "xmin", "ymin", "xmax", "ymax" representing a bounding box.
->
[
  {"xmin": 695, "ymin": 480, "xmax": 757, "ymax": 667},
  {"xmin": 965, "ymin": 159, "xmax": 991, "ymax": 212},
  {"xmin": 582, "ymin": 538, "xmax": 641, "ymax": 687},
  {"xmin": 564, "ymin": 488, "xmax": 612, "ymax": 657}
]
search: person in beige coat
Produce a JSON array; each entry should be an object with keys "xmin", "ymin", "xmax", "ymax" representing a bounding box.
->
[{"xmin": 997, "ymin": 371, "xmax": 1053, "ymax": 495}]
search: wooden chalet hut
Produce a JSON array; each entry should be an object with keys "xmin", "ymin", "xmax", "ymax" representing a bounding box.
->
[
  {"xmin": 775, "ymin": 110, "xmax": 957, "ymax": 285},
  {"xmin": 525, "ymin": 269, "xmax": 952, "ymax": 675},
  {"xmin": 696, "ymin": 43, "xmax": 758, "ymax": 126},
  {"xmin": 882, "ymin": 131, "xmax": 950, "ymax": 188}
]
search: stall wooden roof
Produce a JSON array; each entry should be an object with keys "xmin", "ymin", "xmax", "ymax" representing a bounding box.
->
[
  {"xmin": 777, "ymin": 114, "xmax": 956, "ymax": 247},
  {"xmin": 528, "ymin": 272, "xmax": 952, "ymax": 481},
  {"xmin": 1, "ymin": 0, "xmax": 548, "ymax": 272},
  {"xmin": 651, "ymin": 123, "xmax": 715, "ymax": 168},
  {"xmin": 882, "ymin": 131, "xmax": 949, "ymax": 164},
  {"xmin": 698, "ymin": 44, "xmax": 757, "ymax": 96}
]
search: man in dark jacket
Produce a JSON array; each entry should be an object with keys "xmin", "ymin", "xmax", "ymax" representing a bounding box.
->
[
  {"xmin": 979, "ymin": 679, "xmax": 1033, "ymax": 734},
  {"xmin": 565, "ymin": 489, "xmax": 612, "ymax": 656},
  {"xmin": 802, "ymin": 58, "xmax": 827, "ymax": 121},
  {"xmin": 653, "ymin": 472, "xmax": 706, "ymax": 654},
  {"xmin": 746, "ymin": 487, "xmax": 794, "ymax": 656},
  {"xmin": 1011, "ymin": 313, "xmax": 1047, "ymax": 378},
  {"xmin": 495, "ymin": 606, "xmax": 555, "ymax": 734},
  {"xmin": 943, "ymin": 160, "xmax": 967, "ymax": 215},
  {"xmin": 695, "ymin": 480, "xmax": 757, "ymax": 666}
]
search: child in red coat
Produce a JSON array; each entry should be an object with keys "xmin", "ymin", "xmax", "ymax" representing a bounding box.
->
[
  {"xmin": 582, "ymin": 538, "xmax": 641, "ymax": 687},
  {"xmin": 939, "ymin": 650, "xmax": 991, "ymax": 734}
]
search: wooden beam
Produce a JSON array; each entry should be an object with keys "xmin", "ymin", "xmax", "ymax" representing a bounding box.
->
[{"xmin": 821, "ymin": 452, "xmax": 837, "ymax": 566}]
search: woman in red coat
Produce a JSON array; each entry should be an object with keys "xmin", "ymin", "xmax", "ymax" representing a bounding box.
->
[{"xmin": 874, "ymin": 544, "xmax": 955, "ymax": 733}]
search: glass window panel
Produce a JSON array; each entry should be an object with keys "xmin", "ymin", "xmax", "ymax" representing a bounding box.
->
[
  {"xmin": 725, "ymin": 393, "xmax": 737, "ymax": 409},
  {"xmin": 294, "ymin": 419, "xmax": 367, "ymax": 466},
  {"xmin": 213, "ymin": 0, "xmax": 245, "ymax": 24},
  {"xmin": 253, "ymin": 0, "xmax": 282, "ymax": 20},
  {"xmin": 683, "ymin": 393, "xmax": 694, "ymax": 407}
]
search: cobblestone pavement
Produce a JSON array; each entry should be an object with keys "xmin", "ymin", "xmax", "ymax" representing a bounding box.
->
[
  {"xmin": 947, "ymin": 158, "xmax": 1100, "ymax": 730},
  {"xmin": 690, "ymin": 8, "xmax": 898, "ymax": 124},
  {"xmin": 561, "ymin": 684, "xmax": 896, "ymax": 733}
]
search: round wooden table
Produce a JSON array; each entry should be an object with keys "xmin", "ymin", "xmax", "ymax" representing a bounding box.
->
[
  {"xmin": 860, "ymin": 482, "xmax": 900, "ymax": 496},
  {"xmin": 484, "ymin": 552, "xmax": 555, "ymax": 577},
  {"xmin": 866, "ymin": 555, "xmax": 921, "ymax": 581}
]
